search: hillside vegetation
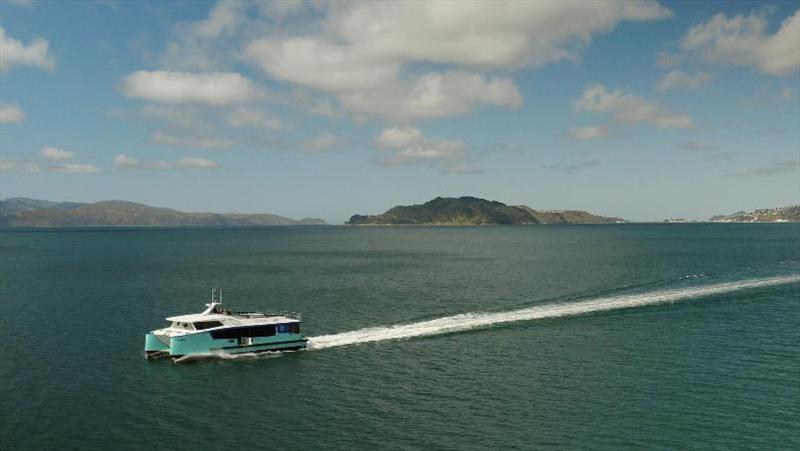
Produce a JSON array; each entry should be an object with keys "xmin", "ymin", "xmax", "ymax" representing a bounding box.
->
[
  {"xmin": 347, "ymin": 197, "xmax": 624, "ymax": 225},
  {"xmin": 0, "ymin": 198, "xmax": 326, "ymax": 227}
]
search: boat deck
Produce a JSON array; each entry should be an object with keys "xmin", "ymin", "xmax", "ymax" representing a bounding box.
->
[{"xmin": 166, "ymin": 312, "xmax": 300, "ymax": 324}]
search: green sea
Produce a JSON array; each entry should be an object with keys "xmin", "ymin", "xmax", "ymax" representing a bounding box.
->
[{"xmin": 1, "ymin": 224, "xmax": 798, "ymax": 450}]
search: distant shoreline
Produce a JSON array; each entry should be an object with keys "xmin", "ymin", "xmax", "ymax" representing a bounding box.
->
[{"xmin": 2, "ymin": 221, "xmax": 797, "ymax": 231}]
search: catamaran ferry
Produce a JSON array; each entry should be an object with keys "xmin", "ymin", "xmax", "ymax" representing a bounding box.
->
[{"xmin": 145, "ymin": 289, "xmax": 307, "ymax": 361}]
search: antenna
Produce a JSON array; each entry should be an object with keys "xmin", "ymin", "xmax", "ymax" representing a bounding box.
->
[
  {"xmin": 220, "ymin": 287, "xmax": 223, "ymax": 303},
  {"xmin": 211, "ymin": 287, "xmax": 216, "ymax": 303}
]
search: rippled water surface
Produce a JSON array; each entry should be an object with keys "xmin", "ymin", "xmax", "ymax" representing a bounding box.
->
[{"xmin": 1, "ymin": 224, "xmax": 798, "ymax": 449}]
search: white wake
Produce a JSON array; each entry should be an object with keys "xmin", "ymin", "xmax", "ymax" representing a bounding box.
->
[{"xmin": 307, "ymin": 275, "xmax": 800, "ymax": 350}]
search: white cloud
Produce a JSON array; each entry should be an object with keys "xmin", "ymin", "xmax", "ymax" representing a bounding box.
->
[
  {"xmin": 680, "ymin": 9, "xmax": 800, "ymax": 76},
  {"xmin": 324, "ymin": 1, "xmax": 671, "ymax": 68},
  {"xmin": 373, "ymin": 126, "xmax": 479, "ymax": 174},
  {"xmin": 114, "ymin": 154, "xmax": 219, "ymax": 170},
  {"xmin": 151, "ymin": 131, "xmax": 234, "ymax": 149},
  {"xmin": 242, "ymin": 1, "xmax": 670, "ymax": 121},
  {"xmin": 174, "ymin": 157, "xmax": 219, "ymax": 169},
  {"xmin": 656, "ymin": 70, "xmax": 712, "ymax": 91},
  {"xmin": 190, "ymin": 0, "xmax": 245, "ymax": 39},
  {"xmin": 121, "ymin": 71, "xmax": 261, "ymax": 105},
  {"xmin": 244, "ymin": 37, "xmax": 399, "ymax": 92},
  {"xmin": 574, "ymin": 85, "xmax": 693, "ymax": 129},
  {"xmin": 308, "ymin": 99, "xmax": 341, "ymax": 118},
  {"xmin": 376, "ymin": 127, "xmax": 424, "ymax": 149},
  {"xmin": 48, "ymin": 163, "xmax": 101, "ymax": 174},
  {"xmin": 338, "ymin": 70, "xmax": 522, "ymax": 121},
  {"xmin": 40, "ymin": 147, "xmax": 76, "ymax": 161},
  {"xmin": 113, "ymin": 154, "xmax": 139, "ymax": 167},
  {"xmin": 157, "ymin": 1, "xmax": 250, "ymax": 71},
  {"xmin": 226, "ymin": 106, "xmax": 284, "ymax": 130},
  {"xmin": 0, "ymin": 26, "xmax": 55, "ymax": 72},
  {"xmin": 257, "ymin": 0, "xmax": 305, "ymax": 21},
  {"xmin": 563, "ymin": 125, "xmax": 618, "ymax": 141},
  {"xmin": 0, "ymin": 104, "xmax": 26, "ymax": 123},
  {"xmin": 0, "ymin": 159, "xmax": 41, "ymax": 172}
]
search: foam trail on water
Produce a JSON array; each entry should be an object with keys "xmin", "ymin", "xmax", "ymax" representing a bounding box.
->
[{"xmin": 307, "ymin": 275, "xmax": 800, "ymax": 350}]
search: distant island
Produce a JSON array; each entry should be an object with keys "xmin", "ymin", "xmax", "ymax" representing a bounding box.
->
[
  {"xmin": 347, "ymin": 196, "xmax": 625, "ymax": 225},
  {"xmin": 710, "ymin": 206, "xmax": 799, "ymax": 223},
  {"xmin": 0, "ymin": 198, "xmax": 326, "ymax": 228}
]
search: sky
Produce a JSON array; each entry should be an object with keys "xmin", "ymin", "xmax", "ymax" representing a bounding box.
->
[{"xmin": 0, "ymin": 0, "xmax": 798, "ymax": 223}]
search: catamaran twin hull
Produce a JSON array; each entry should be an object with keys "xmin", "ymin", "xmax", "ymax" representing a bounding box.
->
[
  {"xmin": 145, "ymin": 324, "xmax": 307, "ymax": 360},
  {"xmin": 145, "ymin": 298, "xmax": 307, "ymax": 361}
]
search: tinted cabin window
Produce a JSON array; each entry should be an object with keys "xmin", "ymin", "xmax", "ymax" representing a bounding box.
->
[
  {"xmin": 194, "ymin": 321, "xmax": 223, "ymax": 330},
  {"xmin": 289, "ymin": 323, "xmax": 300, "ymax": 334},
  {"xmin": 210, "ymin": 328, "xmax": 239, "ymax": 340},
  {"xmin": 209, "ymin": 325, "xmax": 276, "ymax": 340},
  {"xmin": 250, "ymin": 325, "xmax": 277, "ymax": 337}
]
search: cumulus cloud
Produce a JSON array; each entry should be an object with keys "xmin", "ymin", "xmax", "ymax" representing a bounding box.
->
[
  {"xmin": 121, "ymin": 71, "xmax": 261, "ymax": 105},
  {"xmin": 174, "ymin": 157, "xmax": 221, "ymax": 169},
  {"xmin": 574, "ymin": 85, "xmax": 693, "ymax": 129},
  {"xmin": 323, "ymin": 1, "xmax": 670, "ymax": 69},
  {"xmin": 657, "ymin": 70, "xmax": 712, "ymax": 91},
  {"xmin": 0, "ymin": 26, "xmax": 55, "ymax": 72},
  {"xmin": 157, "ymin": 1, "xmax": 249, "ymax": 70},
  {"xmin": 337, "ymin": 71, "xmax": 522, "ymax": 122},
  {"xmin": 376, "ymin": 127, "xmax": 424, "ymax": 149},
  {"xmin": 727, "ymin": 160, "xmax": 799, "ymax": 177},
  {"xmin": 680, "ymin": 9, "xmax": 800, "ymax": 76},
  {"xmin": 151, "ymin": 131, "xmax": 234, "ymax": 149},
  {"xmin": 257, "ymin": 0, "xmax": 305, "ymax": 22},
  {"xmin": 0, "ymin": 104, "xmax": 26, "ymax": 123},
  {"xmin": 562, "ymin": 125, "xmax": 618, "ymax": 141},
  {"xmin": 245, "ymin": 38, "xmax": 521, "ymax": 121},
  {"xmin": 307, "ymin": 99, "xmax": 342, "ymax": 118},
  {"xmin": 373, "ymin": 126, "xmax": 479, "ymax": 174},
  {"xmin": 242, "ymin": 1, "xmax": 670, "ymax": 120},
  {"xmin": 40, "ymin": 147, "xmax": 76, "ymax": 161},
  {"xmin": 0, "ymin": 159, "xmax": 41, "ymax": 172},
  {"xmin": 189, "ymin": 0, "xmax": 244, "ymax": 39},
  {"xmin": 114, "ymin": 154, "xmax": 219, "ymax": 170},
  {"xmin": 113, "ymin": 154, "xmax": 139, "ymax": 167},
  {"xmin": 245, "ymin": 37, "xmax": 399, "ymax": 93},
  {"xmin": 48, "ymin": 163, "xmax": 101, "ymax": 174}
]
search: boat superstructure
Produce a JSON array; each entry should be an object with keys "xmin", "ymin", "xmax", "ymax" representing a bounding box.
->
[{"xmin": 145, "ymin": 289, "xmax": 307, "ymax": 360}]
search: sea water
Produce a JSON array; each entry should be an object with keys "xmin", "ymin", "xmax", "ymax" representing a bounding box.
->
[{"xmin": 1, "ymin": 224, "xmax": 798, "ymax": 449}]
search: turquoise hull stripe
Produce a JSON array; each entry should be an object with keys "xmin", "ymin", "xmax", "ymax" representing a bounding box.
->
[
  {"xmin": 166, "ymin": 331, "xmax": 307, "ymax": 356},
  {"xmin": 223, "ymin": 339, "xmax": 307, "ymax": 354},
  {"xmin": 144, "ymin": 333, "xmax": 170, "ymax": 352}
]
